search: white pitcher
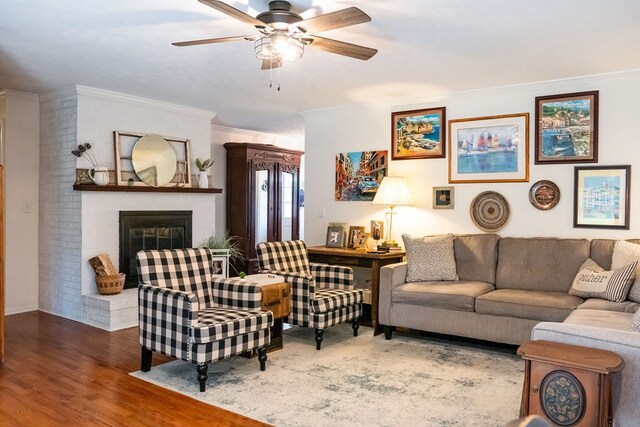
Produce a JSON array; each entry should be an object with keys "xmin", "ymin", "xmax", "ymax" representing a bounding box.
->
[{"xmin": 89, "ymin": 167, "xmax": 110, "ymax": 186}]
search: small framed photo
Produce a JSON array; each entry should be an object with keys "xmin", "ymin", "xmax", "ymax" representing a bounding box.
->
[
  {"xmin": 326, "ymin": 226, "xmax": 344, "ymax": 248},
  {"xmin": 448, "ymin": 113, "xmax": 530, "ymax": 183},
  {"xmin": 210, "ymin": 249, "xmax": 230, "ymax": 278},
  {"xmin": 347, "ymin": 226, "xmax": 365, "ymax": 249},
  {"xmin": 574, "ymin": 165, "xmax": 631, "ymax": 229},
  {"xmin": 535, "ymin": 91, "xmax": 598, "ymax": 164},
  {"xmin": 433, "ymin": 186, "xmax": 454, "ymax": 209},
  {"xmin": 370, "ymin": 220, "xmax": 384, "ymax": 241},
  {"xmin": 392, "ymin": 107, "xmax": 446, "ymax": 160},
  {"xmin": 354, "ymin": 232, "xmax": 370, "ymax": 249}
]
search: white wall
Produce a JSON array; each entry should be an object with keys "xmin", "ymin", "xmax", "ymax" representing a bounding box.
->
[
  {"xmin": 0, "ymin": 90, "xmax": 40, "ymax": 315},
  {"xmin": 303, "ymin": 70, "xmax": 640, "ymax": 246},
  {"xmin": 210, "ymin": 125, "xmax": 305, "ymax": 240}
]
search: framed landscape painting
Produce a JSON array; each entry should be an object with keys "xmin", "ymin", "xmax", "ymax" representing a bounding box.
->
[
  {"xmin": 391, "ymin": 107, "xmax": 446, "ymax": 160},
  {"xmin": 535, "ymin": 91, "xmax": 598, "ymax": 164},
  {"xmin": 574, "ymin": 165, "xmax": 630, "ymax": 229},
  {"xmin": 448, "ymin": 113, "xmax": 529, "ymax": 183}
]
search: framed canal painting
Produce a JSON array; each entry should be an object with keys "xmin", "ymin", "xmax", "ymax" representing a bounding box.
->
[
  {"xmin": 391, "ymin": 107, "xmax": 446, "ymax": 160},
  {"xmin": 574, "ymin": 165, "xmax": 630, "ymax": 229},
  {"xmin": 448, "ymin": 113, "xmax": 529, "ymax": 184},
  {"xmin": 535, "ymin": 91, "xmax": 598, "ymax": 164},
  {"xmin": 335, "ymin": 151, "xmax": 387, "ymax": 201}
]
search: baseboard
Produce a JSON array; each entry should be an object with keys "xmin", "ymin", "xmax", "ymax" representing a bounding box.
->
[{"xmin": 5, "ymin": 304, "xmax": 39, "ymax": 316}]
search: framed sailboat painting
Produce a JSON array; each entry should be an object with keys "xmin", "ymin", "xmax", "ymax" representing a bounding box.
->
[
  {"xmin": 535, "ymin": 91, "xmax": 598, "ymax": 164},
  {"xmin": 448, "ymin": 113, "xmax": 530, "ymax": 183}
]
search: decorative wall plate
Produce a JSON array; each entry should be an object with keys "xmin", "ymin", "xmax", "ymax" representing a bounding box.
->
[
  {"xmin": 470, "ymin": 191, "xmax": 510, "ymax": 232},
  {"xmin": 529, "ymin": 180, "xmax": 560, "ymax": 210}
]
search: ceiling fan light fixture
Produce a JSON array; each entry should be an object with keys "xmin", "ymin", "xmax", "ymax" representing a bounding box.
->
[{"xmin": 254, "ymin": 34, "xmax": 303, "ymax": 63}]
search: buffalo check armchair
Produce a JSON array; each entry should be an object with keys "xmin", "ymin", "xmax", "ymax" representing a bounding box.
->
[
  {"xmin": 256, "ymin": 240, "xmax": 363, "ymax": 350},
  {"xmin": 137, "ymin": 248, "xmax": 273, "ymax": 392}
]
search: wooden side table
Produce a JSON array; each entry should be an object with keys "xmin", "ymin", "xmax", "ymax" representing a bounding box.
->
[
  {"xmin": 517, "ymin": 340, "xmax": 624, "ymax": 427},
  {"xmin": 307, "ymin": 246, "xmax": 405, "ymax": 336}
]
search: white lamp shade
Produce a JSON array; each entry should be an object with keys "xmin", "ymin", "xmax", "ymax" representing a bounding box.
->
[{"xmin": 372, "ymin": 176, "xmax": 413, "ymax": 207}]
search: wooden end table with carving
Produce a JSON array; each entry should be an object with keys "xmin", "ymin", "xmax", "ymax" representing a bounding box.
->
[{"xmin": 517, "ymin": 340, "xmax": 624, "ymax": 427}]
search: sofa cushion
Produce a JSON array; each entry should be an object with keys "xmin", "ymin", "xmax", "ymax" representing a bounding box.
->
[
  {"xmin": 569, "ymin": 259, "xmax": 637, "ymax": 303},
  {"xmin": 612, "ymin": 240, "xmax": 640, "ymax": 303},
  {"xmin": 475, "ymin": 289, "xmax": 583, "ymax": 322},
  {"xmin": 391, "ymin": 281, "xmax": 494, "ymax": 312},
  {"xmin": 578, "ymin": 298, "xmax": 640, "ymax": 313},
  {"xmin": 632, "ymin": 310, "xmax": 640, "ymax": 332},
  {"xmin": 402, "ymin": 234, "xmax": 459, "ymax": 282},
  {"xmin": 454, "ymin": 234, "xmax": 500, "ymax": 284},
  {"xmin": 563, "ymin": 308, "xmax": 634, "ymax": 332},
  {"xmin": 495, "ymin": 237, "xmax": 590, "ymax": 292}
]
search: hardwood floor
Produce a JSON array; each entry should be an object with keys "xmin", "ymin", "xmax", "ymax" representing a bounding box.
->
[{"xmin": 0, "ymin": 311, "xmax": 270, "ymax": 426}]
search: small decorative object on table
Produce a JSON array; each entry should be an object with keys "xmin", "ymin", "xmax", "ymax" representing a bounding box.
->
[
  {"xmin": 88, "ymin": 252, "xmax": 124, "ymax": 295},
  {"xmin": 195, "ymin": 158, "xmax": 213, "ymax": 189}
]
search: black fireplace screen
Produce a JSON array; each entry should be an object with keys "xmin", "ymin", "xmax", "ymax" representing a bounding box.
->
[{"xmin": 119, "ymin": 211, "xmax": 192, "ymax": 288}]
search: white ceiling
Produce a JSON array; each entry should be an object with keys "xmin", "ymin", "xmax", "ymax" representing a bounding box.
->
[{"xmin": 1, "ymin": 0, "xmax": 640, "ymax": 136}]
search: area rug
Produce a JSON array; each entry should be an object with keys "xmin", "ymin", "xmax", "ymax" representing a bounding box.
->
[{"xmin": 131, "ymin": 325, "xmax": 524, "ymax": 426}]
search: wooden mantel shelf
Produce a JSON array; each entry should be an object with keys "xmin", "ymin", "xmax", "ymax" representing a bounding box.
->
[{"xmin": 73, "ymin": 184, "xmax": 222, "ymax": 194}]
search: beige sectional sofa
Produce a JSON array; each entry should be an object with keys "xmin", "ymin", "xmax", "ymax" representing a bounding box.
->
[{"xmin": 379, "ymin": 234, "xmax": 640, "ymax": 426}]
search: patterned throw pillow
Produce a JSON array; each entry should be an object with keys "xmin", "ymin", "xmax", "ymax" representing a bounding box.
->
[
  {"xmin": 632, "ymin": 310, "xmax": 640, "ymax": 333},
  {"xmin": 402, "ymin": 234, "xmax": 459, "ymax": 282},
  {"xmin": 612, "ymin": 240, "xmax": 640, "ymax": 303},
  {"xmin": 569, "ymin": 258, "xmax": 638, "ymax": 303}
]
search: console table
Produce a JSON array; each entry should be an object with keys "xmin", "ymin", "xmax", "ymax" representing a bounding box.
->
[{"xmin": 307, "ymin": 246, "xmax": 405, "ymax": 336}]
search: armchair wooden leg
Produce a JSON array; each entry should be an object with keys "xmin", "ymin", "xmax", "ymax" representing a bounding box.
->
[
  {"xmin": 315, "ymin": 328, "xmax": 324, "ymax": 350},
  {"xmin": 141, "ymin": 347, "xmax": 152, "ymax": 372},
  {"xmin": 258, "ymin": 346, "xmax": 268, "ymax": 371},
  {"xmin": 352, "ymin": 318, "xmax": 360, "ymax": 337},
  {"xmin": 383, "ymin": 325, "xmax": 393, "ymax": 340},
  {"xmin": 196, "ymin": 364, "xmax": 208, "ymax": 392}
]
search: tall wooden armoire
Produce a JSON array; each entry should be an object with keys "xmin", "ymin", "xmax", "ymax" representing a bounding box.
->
[
  {"xmin": 224, "ymin": 143, "xmax": 303, "ymax": 275},
  {"xmin": 0, "ymin": 165, "xmax": 4, "ymax": 365}
]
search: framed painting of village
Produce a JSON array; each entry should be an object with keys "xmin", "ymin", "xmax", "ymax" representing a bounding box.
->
[
  {"xmin": 574, "ymin": 165, "xmax": 630, "ymax": 229},
  {"xmin": 535, "ymin": 91, "xmax": 599, "ymax": 164},
  {"xmin": 391, "ymin": 107, "xmax": 446, "ymax": 160},
  {"xmin": 335, "ymin": 151, "xmax": 387, "ymax": 201},
  {"xmin": 448, "ymin": 113, "xmax": 529, "ymax": 183}
]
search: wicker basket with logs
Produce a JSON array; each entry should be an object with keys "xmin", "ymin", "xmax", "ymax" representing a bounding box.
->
[{"xmin": 89, "ymin": 253, "xmax": 125, "ymax": 295}]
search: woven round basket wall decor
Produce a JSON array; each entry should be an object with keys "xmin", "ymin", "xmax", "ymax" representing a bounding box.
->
[
  {"xmin": 95, "ymin": 273, "xmax": 125, "ymax": 295},
  {"xmin": 470, "ymin": 191, "xmax": 510, "ymax": 232}
]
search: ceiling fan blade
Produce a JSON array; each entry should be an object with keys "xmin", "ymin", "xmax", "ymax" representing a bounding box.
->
[
  {"xmin": 293, "ymin": 7, "xmax": 371, "ymax": 34},
  {"xmin": 261, "ymin": 58, "xmax": 283, "ymax": 70},
  {"xmin": 172, "ymin": 35, "xmax": 257, "ymax": 47},
  {"xmin": 198, "ymin": 0, "xmax": 265, "ymax": 27},
  {"xmin": 306, "ymin": 36, "xmax": 377, "ymax": 60}
]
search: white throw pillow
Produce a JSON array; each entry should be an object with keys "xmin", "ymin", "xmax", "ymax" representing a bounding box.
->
[
  {"xmin": 402, "ymin": 234, "xmax": 459, "ymax": 282},
  {"xmin": 632, "ymin": 310, "xmax": 640, "ymax": 333},
  {"xmin": 612, "ymin": 240, "xmax": 640, "ymax": 303},
  {"xmin": 569, "ymin": 258, "xmax": 637, "ymax": 303}
]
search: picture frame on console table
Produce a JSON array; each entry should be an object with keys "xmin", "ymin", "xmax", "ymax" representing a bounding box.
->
[
  {"xmin": 391, "ymin": 107, "xmax": 446, "ymax": 160},
  {"xmin": 347, "ymin": 226, "xmax": 365, "ymax": 249},
  {"xmin": 574, "ymin": 165, "xmax": 631, "ymax": 229},
  {"xmin": 448, "ymin": 113, "xmax": 529, "ymax": 183},
  {"xmin": 535, "ymin": 91, "xmax": 599, "ymax": 164},
  {"xmin": 326, "ymin": 226, "xmax": 345, "ymax": 248}
]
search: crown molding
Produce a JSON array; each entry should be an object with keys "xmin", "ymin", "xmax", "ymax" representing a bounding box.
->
[{"xmin": 0, "ymin": 89, "xmax": 40, "ymax": 101}]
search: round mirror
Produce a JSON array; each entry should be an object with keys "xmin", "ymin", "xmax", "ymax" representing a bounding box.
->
[{"xmin": 131, "ymin": 134, "xmax": 177, "ymax": 187}]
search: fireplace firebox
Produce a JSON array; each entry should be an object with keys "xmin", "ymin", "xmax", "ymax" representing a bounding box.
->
[{"xmin": 119, "ymin": 211, "xmax": 192, "ymax": 288}]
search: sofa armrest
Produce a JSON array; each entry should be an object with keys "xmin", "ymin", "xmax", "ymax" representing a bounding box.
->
[
  {"xmin": 378, "ymin": 262, "xmax": 408, "ymax": 325},
  {"xmin": 211, "ymin": 277, "xmax": 263, "ymax": 310},
  {"xmin": 532, "ymin": 322, "xmax": 640, "ymax": 425},
  {"xmin": 309, "ymin": 262, "xmax": 354, "ymax": 290},
  {"xmin": 138, "ymin": 283, "xmax": 198, "ymax": 361}
]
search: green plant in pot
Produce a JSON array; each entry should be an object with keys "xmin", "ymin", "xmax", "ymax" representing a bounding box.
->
[
  {"xmin": 195, "ymin": 158, "xmax": 213, "ymax": 189},
  {"xmin": 200, "ymin": 232, "xmax": 243, "ymax": 276}
]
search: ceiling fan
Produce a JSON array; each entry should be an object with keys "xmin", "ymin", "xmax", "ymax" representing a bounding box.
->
[{"xmin": 172, "ymin": 0, "xmax": 378, "ymax": 71}]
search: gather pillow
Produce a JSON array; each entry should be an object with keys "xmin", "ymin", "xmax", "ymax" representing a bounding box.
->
[
  {"xmin": 402, "ymin": 234, "xmax": 459, "ymax": 282},
  {"xmin": 611, "ymin": 240, "xmax": 640, "ymax": 303},
  {"xmin": 569, "ymin": 258, "xmax": 637, "ymax": 303},
  {"xmin": 632, "ymin": 310, "xmax": 640, "ymax": 333}
]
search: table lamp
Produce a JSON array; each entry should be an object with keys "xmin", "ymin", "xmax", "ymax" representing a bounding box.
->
[{"xmin": 372, "ymin": 176, "xmax": 413, "ymax": 249}]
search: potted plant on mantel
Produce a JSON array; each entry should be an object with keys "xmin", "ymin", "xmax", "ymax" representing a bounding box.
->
[{"xmin": 195, "ymin": 158, "xmax": 213, "ymax": 189}]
